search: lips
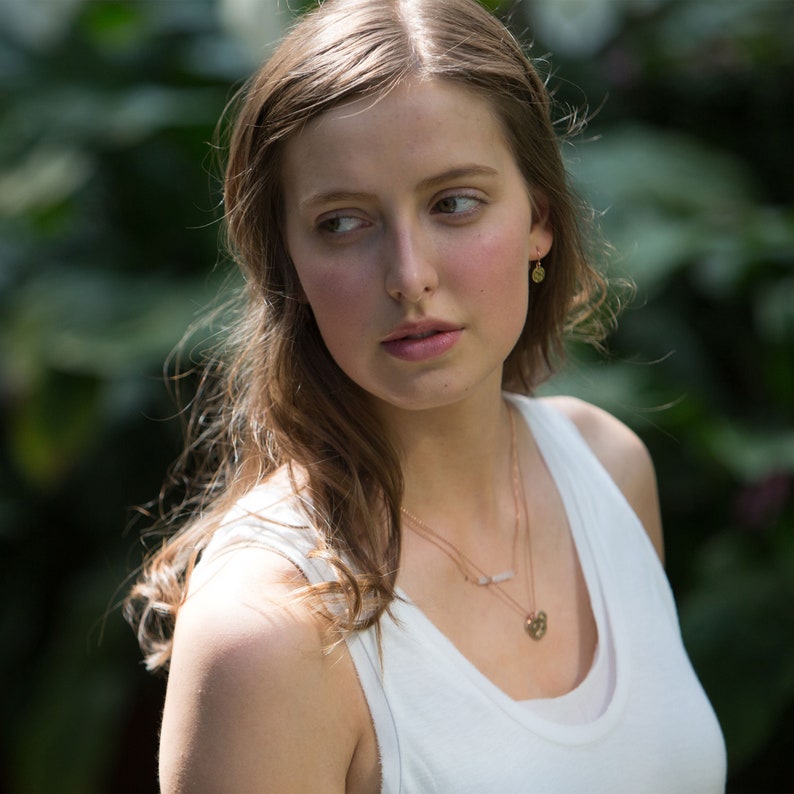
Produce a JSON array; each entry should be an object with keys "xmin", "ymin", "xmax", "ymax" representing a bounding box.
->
[{"xmin": 381, "ymin": 319, "xmax": 462, "ymax": 362}]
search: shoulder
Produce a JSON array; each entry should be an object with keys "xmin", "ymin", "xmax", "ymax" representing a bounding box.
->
[
  {"xmin": 159, "ymin": 545, "xmax": 369, "ymax": 793},
  {"xmin": 540, "ymin": 395, "xmax": 649, "ymax": 481},
  {"xmin": 540, "ymin": 395, "xmax": 665, "ymax": 564}
]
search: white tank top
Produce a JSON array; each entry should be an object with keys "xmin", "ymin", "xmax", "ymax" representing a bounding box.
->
[{"xmin": 198, "ymin": 395, "xmax": 727, "ymax": 793}]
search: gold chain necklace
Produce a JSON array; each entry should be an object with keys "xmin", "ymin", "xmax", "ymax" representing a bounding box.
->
[
  {"xmin": 514, "ymin": 423, "xmax": 547, "ymax": 641},
  {"xmin": 401, "ymin": 406, "xmax": 548, "ymax": 641}
]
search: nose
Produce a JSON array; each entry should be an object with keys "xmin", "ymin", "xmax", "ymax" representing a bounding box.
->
[{"xmin": 384, "ymin": 225, "xmax": 439, "ymax": 303}]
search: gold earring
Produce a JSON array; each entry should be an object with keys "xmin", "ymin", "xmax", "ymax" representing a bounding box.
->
[{"xmin": 531, "ymin": 248, "xmax": 545, "ymax": 284}]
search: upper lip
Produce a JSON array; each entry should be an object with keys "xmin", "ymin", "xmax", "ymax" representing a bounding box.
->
[{"xmin": 381, "ymin": 318, "xmax": 461, "ymax": 343}]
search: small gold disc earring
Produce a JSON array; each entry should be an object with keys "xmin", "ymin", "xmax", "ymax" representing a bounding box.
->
[{"xmin": 531, "ymin": 248, "xmax": 545, "ymax": 284}]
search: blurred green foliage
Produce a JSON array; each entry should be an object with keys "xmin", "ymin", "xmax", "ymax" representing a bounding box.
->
[{"xmin": 1, "ymin": 0, "xmax": 791, "ymax": 791}]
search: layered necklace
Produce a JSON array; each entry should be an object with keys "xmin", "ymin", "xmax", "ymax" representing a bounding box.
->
[{"xmin": 400, "ymin": 406, "xmax": 548, "ymax": 641}]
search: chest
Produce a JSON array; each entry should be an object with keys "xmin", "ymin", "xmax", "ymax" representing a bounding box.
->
[
  {"xmin": 402, "ymin": 544, "xmax": 597, "ymax": 700},
  {"xmin": 370, "ymin": 538, "xmax": 726, "ymax": 794},
  {"xmin": 398, "ymin": 472, "xmax": 597, "ymax": 700}
]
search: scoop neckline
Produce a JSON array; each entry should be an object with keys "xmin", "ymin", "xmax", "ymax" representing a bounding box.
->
[{"xmin": 393, "ymin": 395, "xmax": 629, "ymax": 744}]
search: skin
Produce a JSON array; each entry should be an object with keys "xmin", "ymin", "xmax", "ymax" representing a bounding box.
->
[
  {"xmin": 281, "ymin": 79, "xmax": 552, "ymax": 416},
  {"xmin": 159, "ymin": 79, "xmax": 664, "ymax": 793}
]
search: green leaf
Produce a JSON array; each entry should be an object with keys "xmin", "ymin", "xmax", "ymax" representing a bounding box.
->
[
  {"xmin": 0, "ymin": 145, "xmax": 93, "ymax": 217},
  {"xmin": 572, "ymin": 125, "xmax": 759, "ymax": 216},
  {"xmin": 7, "ymin": 369, "xmax": 102, "ymax": 489},
  {"xmin": 703, "ymin": 423, "xmax": 794, "ymax": 481}
]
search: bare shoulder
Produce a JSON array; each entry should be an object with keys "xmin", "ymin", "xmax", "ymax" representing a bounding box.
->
[
  {"xmin": 541, "ymin": 395, "xmax": 665, "ymax": 563},
  {"xmin": 541, "ymin": 395, "xmax": 649, "ymax": 481},
  {"xmin": 159, "ymin": 546, "xmax": 373, "ymax": 793}
]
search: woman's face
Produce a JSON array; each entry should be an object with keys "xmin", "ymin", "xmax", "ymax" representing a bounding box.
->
[{"xmin": 281, "ymin": 78, "xmax": 553, "ymax": 416}]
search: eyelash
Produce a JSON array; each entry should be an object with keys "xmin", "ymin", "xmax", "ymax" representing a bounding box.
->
[
  {"xmin": 315, "ymin": 192, "xmax": 484, "ymax": 236},
  {"xmin": 432, "ymin": 194, "xmax": 482, "ymax": 216},
  {"xmin": 317, "ymin": 215, "xmax": 368, "ymax": 235}
]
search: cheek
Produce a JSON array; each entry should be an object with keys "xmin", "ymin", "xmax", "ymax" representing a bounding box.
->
[
  {"xmin": 293, "ymin": 260, "xmax": 377, "ymax": 361},
  {"xmin": 285, "ymin": 217, "xmax": 372, "ymax": 314},
  {"xmin": 453, "ymin": 229, "xmax": 531, "ymax": 348},
  {"xmin": 452, "ymin": 228, "xmax": 530, "ymax": 301},
  {"xmin": 288, "ymin": 238, "xmax": 374, "ymax": 327},
  {"xmin": 300, "ymin": 265, "xmax": 372, "ymax": 319}
]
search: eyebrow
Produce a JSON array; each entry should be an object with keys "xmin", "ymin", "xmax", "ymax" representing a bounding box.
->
[
  {"xmin": 417, "ymin": 164, "xmax": 499, "ymax": 192},
  {"xmin": 298, "ymin": 164, "xmax": 500, "ymax": 211}
]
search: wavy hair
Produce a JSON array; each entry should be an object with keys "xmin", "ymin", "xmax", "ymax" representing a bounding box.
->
[{"xmin": 125, "ymin": 0, "xmax": 613, "ymax": 672}]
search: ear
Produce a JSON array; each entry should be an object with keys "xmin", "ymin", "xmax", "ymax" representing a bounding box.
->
[{"xmin": 528, "ymin": 192, "xmax": 553, "ymax": 259}]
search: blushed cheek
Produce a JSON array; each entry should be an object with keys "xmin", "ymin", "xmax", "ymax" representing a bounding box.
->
[
  {"xmin": 457, "ymin": 235, "xmax": 529, "ymax": 308},
  {"xmin": 491, "ymin": 283, "xmax": 529, "ymax": 342},
  {"xmin": 306, "ymin": 268, "xmax": 368, "ymax": 312},
  {"xmin": 299, "ymin": 268, "xmax": 375, "ymax": 358}
]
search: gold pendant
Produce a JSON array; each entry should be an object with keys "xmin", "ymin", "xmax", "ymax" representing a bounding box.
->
[{"xmin": 525, "ymin": 611, "xmax": 547, "ymax": 640}]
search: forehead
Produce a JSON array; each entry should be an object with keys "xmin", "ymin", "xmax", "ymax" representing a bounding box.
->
[{"xmin": 281, "ymin": 78, "xmax": 516, "ymax": 197}]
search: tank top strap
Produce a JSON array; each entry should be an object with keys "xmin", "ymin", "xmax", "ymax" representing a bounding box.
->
[{"xmin": 193, "ymin": 473, "xmax": 402, "ymax": 794}]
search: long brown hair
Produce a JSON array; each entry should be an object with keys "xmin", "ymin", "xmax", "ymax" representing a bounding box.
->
[{"xmin": 125, "ymin": 0, "xmax": 611, "ymax": 672}]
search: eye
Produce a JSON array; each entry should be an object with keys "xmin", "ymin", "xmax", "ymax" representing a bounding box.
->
[
  {"xmin": 318, "ymin": 214, "xmax": 369, "ymax": 235},
  {"xmin": 432, "ymin": 194, "xmax": 481, "ymax": 216}
]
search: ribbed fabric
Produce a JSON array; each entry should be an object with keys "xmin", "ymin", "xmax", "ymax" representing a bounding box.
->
[{"xmin": 196, "ymin": 395, "xmax": 727, "ymax": 793}]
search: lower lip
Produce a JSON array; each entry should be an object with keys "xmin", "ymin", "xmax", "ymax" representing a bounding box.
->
[{"xmin": 381, "ymin": 330, "xmax": 462, "ymax": 362}]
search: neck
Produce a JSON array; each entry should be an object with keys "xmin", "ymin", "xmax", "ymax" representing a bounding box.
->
[{"xmin": 379, "ymin": 388, "xmax": 516, "ymax": 545}]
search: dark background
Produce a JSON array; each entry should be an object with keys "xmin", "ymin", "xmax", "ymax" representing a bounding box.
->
[{"xmin": 1, "ymin": 0, "xmax": 792, "ymax": 790}]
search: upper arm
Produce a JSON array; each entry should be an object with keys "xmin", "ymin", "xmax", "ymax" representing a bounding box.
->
[
  {"xmin": 159, "ymin": 549, "xmax": 365, "ymax": 794},
  {"xmin": 543, "ymin": 396, "xmax": 665, "ymax": 565}
]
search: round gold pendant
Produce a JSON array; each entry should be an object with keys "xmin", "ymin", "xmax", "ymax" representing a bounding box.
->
[
  {"xmin": 531, "ymin": 265, "xmax": 545, "ymax": 284},
  {"xmin": 525, "ymin": 611, "xmax": 547, "ymax": 640}
]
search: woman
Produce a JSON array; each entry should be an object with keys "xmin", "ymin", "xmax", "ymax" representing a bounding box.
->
[{"xmin": 126, "ymin": 0, "xmax": 727, "ymax": 790}]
